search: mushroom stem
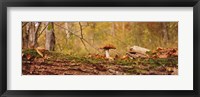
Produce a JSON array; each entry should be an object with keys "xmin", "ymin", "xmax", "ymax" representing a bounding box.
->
[{"xmin": 105, "ymin": 50, "xmax": 110, "ymax": 58}]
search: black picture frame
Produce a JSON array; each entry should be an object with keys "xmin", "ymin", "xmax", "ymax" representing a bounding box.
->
[{"xmin": 0, "ymin": 0, "xmax": 200, "ymax": 97}]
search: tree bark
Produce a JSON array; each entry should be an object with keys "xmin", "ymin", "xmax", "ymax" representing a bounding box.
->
[
  {"xmin": 111, "ymin": 23, "xmax": 115, "ymax": 36},
  {"xmin": 34, "ymin": 22, "xmax": 41, "ymax": 47},
  {"xmin": 129, "ymin": 46, "xmax": 150, "ymax": 55},
  {"xmin": 27, "ymin": 22, "xmax": 36, "ymax": 48},
  {"xmin": 45, "ymin": 22, "xmax": 55, "ymax": 51},
  {"xmin": 161, "ymin": 23, "xmax": 168, "ymax": 44},
  {"xmin": 122, "ymin": 22, "xmax": 125, "ymax": 33},
  {"xmin": 65, "ymin": 22, "xmax": 71, "ymax": 38},
  {"xmin": 22, "ymin": 22, "xmax": 29, "ymax": 49}
]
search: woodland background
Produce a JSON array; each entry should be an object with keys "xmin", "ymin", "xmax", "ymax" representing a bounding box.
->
[{"xmin": 22, "ymin": 22, "xmax": 178, "ymax": 56}]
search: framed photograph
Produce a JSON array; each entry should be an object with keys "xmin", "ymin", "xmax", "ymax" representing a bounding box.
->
[{"xmin": 0, "ymin": 0, "xmax": 199, "ymax": 97}]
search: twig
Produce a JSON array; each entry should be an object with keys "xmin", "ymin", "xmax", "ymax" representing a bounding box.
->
[
  {"xmin": 78, "ymin": 22, "xmax": 89, "ymax": 52},
  {"xmin": 37, "ymin": 23, "xmax": 49, "ymax": 39},
  {"xmin": 54, "ymin": 23, "xmax": 100, "ymax": 53},
  {"xmin": 22, "ymin": 22, "xmax": 28, "ymax": 28},
  {"xmin": 103, "ymin": 31, "xmax": 128, "ymax": 45}
]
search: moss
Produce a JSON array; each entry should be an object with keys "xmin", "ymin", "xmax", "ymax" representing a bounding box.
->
[
  {"xmin": 22, "ymin": 49, "xmax": 40, "ymax": 58},
  {"xmin": 23, "ymin": 50, "xmax": 177, "ymax": 67},
  {"xmin": 144, "ymin": 57, "xmax": 178, "ymax": 67},
  {"xmin": 114, "ymin": 59, "xmax": 136, "ymax": 66}
]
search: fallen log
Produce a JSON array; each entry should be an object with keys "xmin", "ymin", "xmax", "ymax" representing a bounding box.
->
[
  {"xmin": 126, "ymin": 52, "xmax": 147, "ymax": 58},
  {"xmin": 126, "ymin": 46, "xmax": 150, "ymax": 58},
  {"xmin": 129, "ymin": 46, "xmax": 150, "ymax": 55}
]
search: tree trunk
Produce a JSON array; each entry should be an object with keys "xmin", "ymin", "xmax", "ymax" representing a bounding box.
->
[
  {"xmin": 45, "ymin": 22, "xmax": 55, "ymax": 51},
  {"xmin": 22, "ymin": 22, "xmax": 29, "ymax": 49},
  {"xmin": 122, "ymin": 22, "xmax": 125, "ymax": 33},
  {"xmin": 27, "ymin": 22, "xmax": 36, "ymax": 48},
  {"xmin": 111, "ymin": 23, "xmax": 115, "ymax": 36},
  {"xmin": 65, "ymin": 22, "xmax": 71, "ymax": 38},
  {"xmin": 34, "ymin": 22, "xmax": 41, "ymax": 47},
  {"xmin": 161, "ymin": 23, "xmax": 168, "ymax": 44},
  {"xmin": 25, "ymin": 22, "xmax": 41, "ymax": 49}
]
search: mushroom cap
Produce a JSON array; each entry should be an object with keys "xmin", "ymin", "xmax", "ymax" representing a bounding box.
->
[{"xmin": 100, "ymin": 44, "xmax": 116, "ymax": 50}]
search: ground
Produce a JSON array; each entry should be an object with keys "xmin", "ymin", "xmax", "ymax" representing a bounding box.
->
[{"xmin": 22, "ymin": 48, "xmax": 178, "ymax": 75}]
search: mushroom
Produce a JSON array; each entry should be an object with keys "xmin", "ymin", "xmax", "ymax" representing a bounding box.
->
[{"xmin": 100, "ymin": 44, "xmax": 116, "ymax": 58}]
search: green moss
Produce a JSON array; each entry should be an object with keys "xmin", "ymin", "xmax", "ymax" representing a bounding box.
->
[
  {"xmin": 114, "ymin": 59, "xmax": 136, "ymax": 66},
  {"xmin": 47, "ymin": 24, "xmax": 53, "ymax": 30},
  {"xmin": 23, "ymin": 50, "xmax": 177, "ymax": 67},
  {"xmin": 144, "ymin": 57, "xmax": 178, "ymax": 67},
  {"xmin": 22, "ymin": 49, "xmax": 40, "ymax": 58}
]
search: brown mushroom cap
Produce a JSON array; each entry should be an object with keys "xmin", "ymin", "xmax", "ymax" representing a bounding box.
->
[{"xmin": 100, "ymin": 44, "xmax": 116, "ymax": 50}]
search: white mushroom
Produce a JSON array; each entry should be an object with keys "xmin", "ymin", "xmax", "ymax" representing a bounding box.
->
[{"xmin": 100, "ymin": 45, "xmax": 116, "ymax": 58}]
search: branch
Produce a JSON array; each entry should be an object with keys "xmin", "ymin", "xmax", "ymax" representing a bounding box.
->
[
  {"xmin": 22, "ymin": 22, "xmax": 28, "ymax": 28},
  {"xmin": 103, "ymin": 31, "xmax": 128, "ymax": 45},
  {"xmin": 79, "ymin": 22, "xmax": 84, "ymax": 38},
  {"xmin": 78, "ymin": 22, "xmax": 89, "ymax": 52},
  {"xmin": 37, "ymin": 22, "xmax": 49, "ymax": 39},
  {"xmin": 54, "ymin": 23, "xmax": 100, "ymax": 53}
]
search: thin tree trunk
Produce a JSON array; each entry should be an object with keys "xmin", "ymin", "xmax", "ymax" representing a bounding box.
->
[
  {"xmin": 45, "ymin": 22, "xmax": 55, "ymax": 51},
  {"xmin": 65, "ymin": 22, "xmax": 71, "ymax": 38},
  {"xmin": 161, "ymin": 22, "xmax": 168, "ymax": 44},
  {"xmin": 34, "ymin": 22, "xmax": 41, "ymax": 47},
  {"xmin": 22, "ymin": 22, "xmax": 29, "ymax": 49},
  {"xmin": 111, "ymin": 23, "xmax": 115, "ymax": 36},
  {"xmin": 27, "ymin": 22, "xmax": 36, "ymax": 48},
  {"xmin": 122, "ymin": 22, "xmax": 125, "ymax": 33}
]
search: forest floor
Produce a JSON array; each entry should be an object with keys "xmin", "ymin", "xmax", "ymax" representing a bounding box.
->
[{"xmin": 22, "ymin": 48, "xmax": 178, "ymax": 75}]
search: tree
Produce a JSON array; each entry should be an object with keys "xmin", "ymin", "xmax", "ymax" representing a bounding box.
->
[
  {"xmin": 65, "ymin": 22, "xmax": 72, "ymax": 38},
  {"xmin": 161, "ymin": 22, "xmax": 168, "ymax": 45},
  {"xmin": 22, "ymin": 22, "xmax": 28, "ymax": 49},
  {"xmin": 111, "ymin": 22, "xmax": 115, "ymax": 36},
  {"xmin": 26, "ymin": 22, "xmax": 40, "ymax": 49},
  {"xmin": 45, "ymin": 22, "xmax": 55, "ymax": 51}
]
